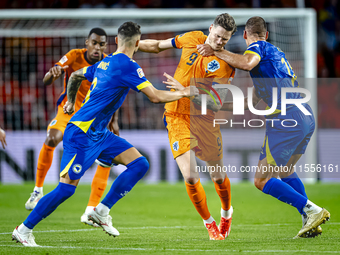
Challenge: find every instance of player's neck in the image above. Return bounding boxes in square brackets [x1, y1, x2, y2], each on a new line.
[247, 37, 265, 47]
[116, 47, 135, 59]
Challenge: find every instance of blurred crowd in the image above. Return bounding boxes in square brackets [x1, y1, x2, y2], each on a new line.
[0, 0, 339, 129]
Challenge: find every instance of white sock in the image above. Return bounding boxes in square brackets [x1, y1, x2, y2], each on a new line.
[203, 216, 214, 225]
[85, 206, 95, 215]
[18, 223, 32, 234]
[303, 200, 322, 215]
[221, 206, 233, 219]
[95, 203, 110, 216]
[34, 186, 43, 193]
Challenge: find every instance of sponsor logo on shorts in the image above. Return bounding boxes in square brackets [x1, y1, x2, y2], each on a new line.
[172, 141, 179, 151]
[73, 164, 82, 174]
[49, 120, 57, 126]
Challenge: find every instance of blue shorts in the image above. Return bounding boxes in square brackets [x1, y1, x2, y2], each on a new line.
[259, 104, 315, 166]
[60, 124, 133, 180]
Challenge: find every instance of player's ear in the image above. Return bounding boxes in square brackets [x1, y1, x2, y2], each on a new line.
[243, 30, 247, 40]
[115, 37, 118, 44]
[85, 39, 89, 46]
[135, 39, 140, 48]
[209, 24, 213, 33]
[265, 31, 269, 40]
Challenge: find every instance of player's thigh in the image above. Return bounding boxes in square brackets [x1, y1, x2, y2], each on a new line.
[175, 150, 199, 182]
[97, 132, 141, 166]
[163, 112, 192, 159]
[47, 106, 71, 135]
[60, 125, 101, 180]
[255, 157, 280, 180]
[191, 116, 223, 162]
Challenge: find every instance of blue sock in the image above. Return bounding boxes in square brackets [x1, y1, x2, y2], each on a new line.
[262, 178, 307, 214]
[23, 182, 76, 229]
[281, 172, 308, 199]
[101, 156, 149, 209]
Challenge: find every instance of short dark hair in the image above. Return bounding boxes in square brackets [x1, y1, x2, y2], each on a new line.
[118, 22, 141, 40]
[245, 16, 267, 37]
[213, 13, 237, 35]
[88, 27, 107, 40]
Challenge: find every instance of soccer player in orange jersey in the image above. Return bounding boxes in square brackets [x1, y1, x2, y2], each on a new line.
[25, 28, 115, 227]
[138, 13, 236, 240]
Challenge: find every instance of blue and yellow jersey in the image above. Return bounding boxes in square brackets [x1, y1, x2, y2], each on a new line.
[244, 41, 302, 114]
[69, 52, 151, 139]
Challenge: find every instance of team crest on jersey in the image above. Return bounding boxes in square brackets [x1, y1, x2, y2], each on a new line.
[172, 141, 179, 151]
[59, 56, 68, 65]
[207, 60, 220, 72]
[49, 120, 57, 126]
[73, 164, 82, 174]
[137, 68, 145, 78]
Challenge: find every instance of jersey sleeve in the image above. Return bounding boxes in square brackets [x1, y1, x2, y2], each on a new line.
[122, 61, 152, 92]
[244, 42, 264, 61]
[171, 31, 196, 49]
[55, 50, 76, 68]
[82, 61, 100, 83]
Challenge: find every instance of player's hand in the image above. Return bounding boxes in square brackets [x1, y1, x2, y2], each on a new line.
[163, 72, 185, 91]
[197, 44, 214, 57]
[63, 101, 75, 115]
[0, 128, 7, 149]
[49, 65, 69, 78]
[183, 86, 199, 97]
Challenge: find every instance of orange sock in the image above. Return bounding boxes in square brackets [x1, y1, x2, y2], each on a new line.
[35, 144, 55, 187]
[87, 165, 111, 207]
[185, 179, 211, 220]
[214, 176, 231, 211]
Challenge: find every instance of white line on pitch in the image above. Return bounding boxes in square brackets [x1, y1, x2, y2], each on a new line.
[1, 222, 339, 235]
[0, 245, 339, 253]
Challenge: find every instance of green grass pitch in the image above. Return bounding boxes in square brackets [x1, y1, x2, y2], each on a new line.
[0, 182, 339, 254]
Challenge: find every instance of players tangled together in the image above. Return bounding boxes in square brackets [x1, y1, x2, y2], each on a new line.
[11, 14, 330, 247]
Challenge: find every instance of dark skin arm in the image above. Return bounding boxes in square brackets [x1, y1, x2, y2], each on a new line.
[43, 65, 69, 85]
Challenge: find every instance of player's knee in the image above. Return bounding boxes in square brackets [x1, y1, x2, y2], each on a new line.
[254, 178, 265, 191]
[45, 134, 62, 147]
[56, 182, 76, 199]
[184, 177, 199, 185]
[132, 156, 149, 179]
[211, 177, 224, 184]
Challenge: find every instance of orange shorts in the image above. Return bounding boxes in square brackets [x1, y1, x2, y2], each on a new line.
[163, 111, 223, 161]
[47, 106, 73, 134]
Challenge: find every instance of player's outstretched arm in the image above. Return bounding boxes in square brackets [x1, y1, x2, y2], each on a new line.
[163, 72, 227, 112]
[138, 38, 174, 53]
[220, 86, 262, 111]
[141, 83, 196, 104]
[197, 44, 260, 71]
[0, 128, 7, 149]
[63, 68, 87, 115]
[43, 65, 69, 85]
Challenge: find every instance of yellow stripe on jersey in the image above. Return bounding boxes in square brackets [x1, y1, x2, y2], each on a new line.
[244, 50, 261, 61]
[60, 154, 77, 177]
[137, 81, 152, 91]
[83, 66, 88, 74]
[70, 118, 96, 133]
[265, 136, 277, 166]
[265, 106, 281, 116]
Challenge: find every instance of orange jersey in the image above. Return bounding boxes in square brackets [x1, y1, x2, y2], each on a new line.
[56, 48, 107, 113]
[165, 31, 235, 116]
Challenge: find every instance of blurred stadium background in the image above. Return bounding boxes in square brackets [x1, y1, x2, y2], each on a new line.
[0, 0, 339, 184]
